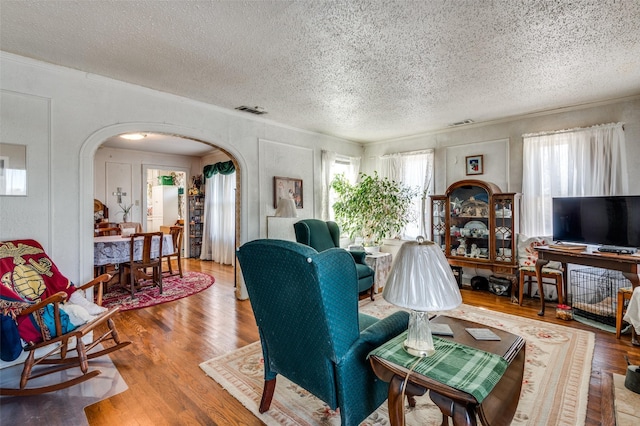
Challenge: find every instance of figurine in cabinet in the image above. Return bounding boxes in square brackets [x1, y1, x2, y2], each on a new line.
[460, 196, 489, 217]
[470, 243, 480, 258]
[457, 239, 467, 256]
[450, 197, 463, 216]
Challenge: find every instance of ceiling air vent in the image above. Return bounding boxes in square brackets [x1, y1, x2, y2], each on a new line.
[235, 105, 267, 115]
[449, 119, 474, 127]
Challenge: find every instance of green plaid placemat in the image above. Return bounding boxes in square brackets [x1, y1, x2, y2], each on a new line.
[369, 331, 508, 402]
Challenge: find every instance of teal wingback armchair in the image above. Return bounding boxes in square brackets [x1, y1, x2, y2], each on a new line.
[294, 219, 376, 300]
[236, 239, 409, 426]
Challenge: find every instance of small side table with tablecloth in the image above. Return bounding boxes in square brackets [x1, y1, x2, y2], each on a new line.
[369, 315, 525, 426]
[365, 252, 392, 294]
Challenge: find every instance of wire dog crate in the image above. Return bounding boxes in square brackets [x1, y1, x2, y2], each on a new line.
[569, 267, 630, 326]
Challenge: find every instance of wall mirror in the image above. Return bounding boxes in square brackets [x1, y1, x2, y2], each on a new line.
[0, 143, 27, 196]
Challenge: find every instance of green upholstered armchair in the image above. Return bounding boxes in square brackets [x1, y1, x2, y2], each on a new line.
[236, 239, 409, 426]
[294, 218, 375, 300]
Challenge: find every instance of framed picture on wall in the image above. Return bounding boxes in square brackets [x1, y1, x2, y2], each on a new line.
[465, 155, 484, 176]
[273, 176, 303, 209]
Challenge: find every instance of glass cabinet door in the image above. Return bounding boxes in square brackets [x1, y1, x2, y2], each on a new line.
[494, 195, 517, 263]
[449, 184, 490, 260]
[429, 180, 519, 278]
[430, 196, 447, 250]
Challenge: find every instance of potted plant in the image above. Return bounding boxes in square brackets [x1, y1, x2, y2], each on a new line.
[331, 172, 417, 251]
[119, 203, 133, 222]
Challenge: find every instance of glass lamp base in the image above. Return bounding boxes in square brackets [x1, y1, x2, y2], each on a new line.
[403, 340, 435, 357]
[404, 310, 436, 357]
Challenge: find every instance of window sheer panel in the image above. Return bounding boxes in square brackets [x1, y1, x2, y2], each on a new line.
[522, 122, 627, 237]
[380, 151, 434, 240]
[322, 151, 360, 222]
[321, 150, 336, 221]
[200, 172, 236, 265]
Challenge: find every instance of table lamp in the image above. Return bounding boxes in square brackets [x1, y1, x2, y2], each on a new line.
[274, 196, 297, 217]
[382, 236, 462, 357]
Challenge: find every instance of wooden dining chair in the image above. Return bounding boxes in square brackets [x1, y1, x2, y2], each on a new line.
[96, 226, 121, 237]
[94, 225, 122, 280]
[162, 226, 184, 277]
[120, 232, 163, 298]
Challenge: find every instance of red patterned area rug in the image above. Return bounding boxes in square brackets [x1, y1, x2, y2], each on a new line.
[102, 272, 215, 311]
[200, 299, 594, 425]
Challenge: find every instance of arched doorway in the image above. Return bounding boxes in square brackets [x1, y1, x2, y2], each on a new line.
[80, 124, 247, 299]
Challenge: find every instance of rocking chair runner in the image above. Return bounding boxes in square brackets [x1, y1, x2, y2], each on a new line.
[0, 239, 131, 396]
[0, 273, 131, 396]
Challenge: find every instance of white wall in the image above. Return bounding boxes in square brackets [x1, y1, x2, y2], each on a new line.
[0, 52, 362, 294]
[363, 97, 640, 195]
[0, 90, 51, 246]
[259, 139, 314, 236]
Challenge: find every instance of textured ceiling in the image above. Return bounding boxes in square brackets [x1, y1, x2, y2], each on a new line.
[2, 0, 640, 143]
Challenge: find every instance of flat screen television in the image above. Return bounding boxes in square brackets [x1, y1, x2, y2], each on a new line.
[552, 196, 640, 248]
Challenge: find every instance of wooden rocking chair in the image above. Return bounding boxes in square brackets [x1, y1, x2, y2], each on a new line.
[0, 239, 131, 396]
[0, 273, 131, 396]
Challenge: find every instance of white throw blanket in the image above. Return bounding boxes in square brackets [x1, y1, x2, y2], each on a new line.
[61, 289, 108, 327]
[623, 286, 640, 333]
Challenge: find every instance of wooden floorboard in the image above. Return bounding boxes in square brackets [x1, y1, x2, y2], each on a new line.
[74, 258, 636, 425]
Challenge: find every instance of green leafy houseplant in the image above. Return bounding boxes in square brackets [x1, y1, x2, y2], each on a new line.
[331, 172, 417, 247]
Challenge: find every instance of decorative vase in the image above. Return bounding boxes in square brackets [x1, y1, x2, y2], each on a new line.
[123, 213, 128, 222]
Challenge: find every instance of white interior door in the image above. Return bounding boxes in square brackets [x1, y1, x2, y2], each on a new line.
[105, 162, 133, 223]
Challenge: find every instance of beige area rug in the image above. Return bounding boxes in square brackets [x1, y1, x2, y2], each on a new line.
[200, 299, 595, 425]
[0, 346, 128, 425]
[613, 373, 640, 425]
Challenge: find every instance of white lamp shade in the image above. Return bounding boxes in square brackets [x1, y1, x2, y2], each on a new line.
[382, 240, 462, 311]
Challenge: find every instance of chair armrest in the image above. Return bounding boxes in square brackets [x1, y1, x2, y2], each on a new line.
[77, 273, 112, 291]
[338, 310, 409, 363]
[358, 311, 409, 348]
[348, 250, 368, 264]
[19, 291, 68, 316]
[19, 291, 69, 340]
[76, 273, 111, 306]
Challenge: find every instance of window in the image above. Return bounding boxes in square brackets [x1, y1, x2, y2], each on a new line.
[321, 151, 360, 221]
[378, 150, 435, 240]
[522, 122, 628, 236]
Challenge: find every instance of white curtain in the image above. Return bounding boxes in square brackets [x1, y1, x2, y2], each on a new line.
[321, 150, 360, 221]
[200, 171, 236, 265]
[378, 150, 435, 240]
[522, 122, 628, 236]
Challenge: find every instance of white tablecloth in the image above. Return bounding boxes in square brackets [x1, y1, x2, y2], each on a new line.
[94, 234, 173, 266]
[365, 252, 392, 294]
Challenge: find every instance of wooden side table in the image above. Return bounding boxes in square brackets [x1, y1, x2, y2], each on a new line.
[534, 246, 640, 316]
[370, 316, 525, 426]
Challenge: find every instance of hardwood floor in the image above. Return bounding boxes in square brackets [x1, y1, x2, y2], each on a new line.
[80, 259, 638, 424]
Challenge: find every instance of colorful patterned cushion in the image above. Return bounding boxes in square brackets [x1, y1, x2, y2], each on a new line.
[1, 239, 77, 345]
[516, 234, 562, 270]
[0, 239, 75, 302]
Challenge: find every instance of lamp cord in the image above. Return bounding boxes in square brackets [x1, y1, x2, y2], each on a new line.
[400, 356, 424, 425]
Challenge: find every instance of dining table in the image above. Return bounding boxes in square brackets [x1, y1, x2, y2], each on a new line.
[94, 234, 174, 267]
